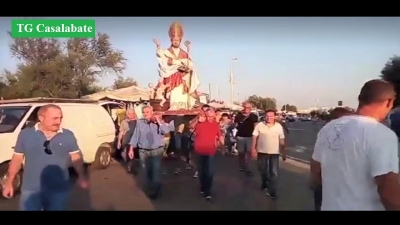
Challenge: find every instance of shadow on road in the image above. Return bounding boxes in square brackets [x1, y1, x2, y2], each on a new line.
[122, 154, 314, 211]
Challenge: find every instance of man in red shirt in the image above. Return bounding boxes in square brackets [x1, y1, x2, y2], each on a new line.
[194, 108, 224, 200]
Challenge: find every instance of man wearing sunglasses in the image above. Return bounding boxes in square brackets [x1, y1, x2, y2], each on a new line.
[2, 104, 88, 211]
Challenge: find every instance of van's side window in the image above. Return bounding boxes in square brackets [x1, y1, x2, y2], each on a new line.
[23, 107, 41, 129]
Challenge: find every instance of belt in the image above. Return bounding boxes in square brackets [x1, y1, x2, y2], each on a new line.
[139, 146, 164, 151]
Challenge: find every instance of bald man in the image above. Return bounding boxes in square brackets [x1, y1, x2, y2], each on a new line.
[311, 79, 400, 210]
[2, 104, 88, 210]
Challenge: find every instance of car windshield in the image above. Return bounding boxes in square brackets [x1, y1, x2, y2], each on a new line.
[0, 106, 31, 133]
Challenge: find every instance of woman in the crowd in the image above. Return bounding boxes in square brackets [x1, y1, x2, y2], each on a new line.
[311, 107, 352, 211]
[219, 113, 235, 155]
[215, 109, 222, 122]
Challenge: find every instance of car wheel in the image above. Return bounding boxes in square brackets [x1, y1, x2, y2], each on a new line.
[0, 163, 22, 199]
[92, 147, 112, 170]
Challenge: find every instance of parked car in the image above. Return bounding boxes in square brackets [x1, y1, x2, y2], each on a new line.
[299, 115, 312, 121]
[287, 115, 295, 122]
[0, 98, 118, 196]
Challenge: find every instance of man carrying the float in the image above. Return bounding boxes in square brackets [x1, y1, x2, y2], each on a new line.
[153, 21, 200, 110]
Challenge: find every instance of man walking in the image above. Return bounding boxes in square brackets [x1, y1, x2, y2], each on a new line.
[251, 109, 286, 199]
[311, 79, 400, 210]
[234, 101, 258, 176]
[194, 108, 224, 200]
[117, 108, 137, 173]
[2, 104, 89, 210]
[128, 106, 170, 199]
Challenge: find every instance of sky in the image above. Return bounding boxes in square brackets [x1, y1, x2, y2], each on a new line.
[0, 17, 399, 109]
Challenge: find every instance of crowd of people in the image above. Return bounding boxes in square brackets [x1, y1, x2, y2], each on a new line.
[4, 78, 400, 211]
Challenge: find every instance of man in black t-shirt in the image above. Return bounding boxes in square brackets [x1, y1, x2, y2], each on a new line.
[234, 102, 258, 176]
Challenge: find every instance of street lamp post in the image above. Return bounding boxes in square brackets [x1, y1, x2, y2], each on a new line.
[230, 58, 238, 104]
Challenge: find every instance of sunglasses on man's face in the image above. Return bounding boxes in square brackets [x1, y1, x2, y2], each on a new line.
[43, 140, 53, 155]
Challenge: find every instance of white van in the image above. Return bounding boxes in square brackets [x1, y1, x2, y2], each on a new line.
[0, 98, 118, 193]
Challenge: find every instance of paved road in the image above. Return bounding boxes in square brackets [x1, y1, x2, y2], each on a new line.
[0, 156, 313, 211]
[285, 121, 323, 162]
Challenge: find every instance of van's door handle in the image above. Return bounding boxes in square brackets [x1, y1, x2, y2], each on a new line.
[11, 146, 15, 149]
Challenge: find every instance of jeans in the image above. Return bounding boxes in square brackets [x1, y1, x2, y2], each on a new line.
[196, 154, 215, 196]
[224, 136, 234, 153]
[174, 132, 183, 151]
[314, 184, 322, 211]
[20, 190, 69, 211]
[236, 137, 252, 170]
[257, 153, 279, 195]
[138, 148, 163, 194]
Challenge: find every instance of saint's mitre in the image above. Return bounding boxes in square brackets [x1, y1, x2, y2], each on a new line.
[169, 21, 184, 40]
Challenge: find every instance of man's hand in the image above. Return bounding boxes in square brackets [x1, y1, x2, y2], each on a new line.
[117, 142, 122, 149]
[2, 181, 14, 199]
[76, 176, 89, 189]
[281, 154, 287, 161]
[128, 149, 135, 159]
[251, 148, 257, 159]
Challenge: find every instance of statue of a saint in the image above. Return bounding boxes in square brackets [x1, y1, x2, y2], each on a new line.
[153, 21, 200, 110]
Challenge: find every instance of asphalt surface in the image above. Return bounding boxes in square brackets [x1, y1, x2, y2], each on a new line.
[285, 120, 324, 163]
[0, 155, 314, 211]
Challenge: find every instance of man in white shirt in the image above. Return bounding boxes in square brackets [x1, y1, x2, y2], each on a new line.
[251, 109, 287, 199]
[311, 79, 400, 210]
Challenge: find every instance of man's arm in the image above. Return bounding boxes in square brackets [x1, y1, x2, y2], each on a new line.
[6, 131, 26, 185]
[117, 120, 128, 146]
[168, 120, 175, 131]
[158, 121, 171, 135]
[277, 124, 286, 156]
[251, 123, 260, 151]
[129, 123, 140, 150]
[368, 131, 400, 210]
[216, 124, 224, 146]
[310, 130, 324, 186]
[68, 133, 85, 178]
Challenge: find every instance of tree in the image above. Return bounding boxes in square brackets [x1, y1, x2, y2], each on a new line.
[380, 56, 400, 107]
[111, 75, 138, 90]
[233, 101, 242, 105]
[0, 32, 127, 99]
[281, 104, 297, 112]
[247, 95, 277, 111]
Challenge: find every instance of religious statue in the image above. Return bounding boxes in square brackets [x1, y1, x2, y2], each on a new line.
[148, 79, 171, 107]
[153, 21, 200, 110]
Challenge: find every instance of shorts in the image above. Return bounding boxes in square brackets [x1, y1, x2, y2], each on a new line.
[236, 137, 252, 153]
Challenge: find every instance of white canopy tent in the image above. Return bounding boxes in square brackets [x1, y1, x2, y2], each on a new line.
[81, 86, 151, 102]
[224, 103, 243, 111]
[208, 102, 225, 109]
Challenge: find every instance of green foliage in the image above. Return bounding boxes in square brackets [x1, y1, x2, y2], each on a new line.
[111, 75, 138, 90]
[281, 104, 297, 112]
[0, 32, 127, 99]
[380, 56, 400, 107]
[247, 95, 277, 111]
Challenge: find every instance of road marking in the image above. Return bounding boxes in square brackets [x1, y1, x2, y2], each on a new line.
[288, 128, 305, 131]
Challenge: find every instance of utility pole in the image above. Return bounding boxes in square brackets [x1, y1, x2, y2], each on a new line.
[229, 58, 238, 104]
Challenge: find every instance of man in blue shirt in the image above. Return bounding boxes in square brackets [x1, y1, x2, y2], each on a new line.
[2, 104, 89, 211]
[128, 106, 170, 199]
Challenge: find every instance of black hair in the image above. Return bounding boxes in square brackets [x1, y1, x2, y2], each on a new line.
[201, 104, 210, 110]
[358, 79, 395, 106]
[215, 109, 222, 112]
[265, 109, 277, 115]
[221, 113, 230, 119]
